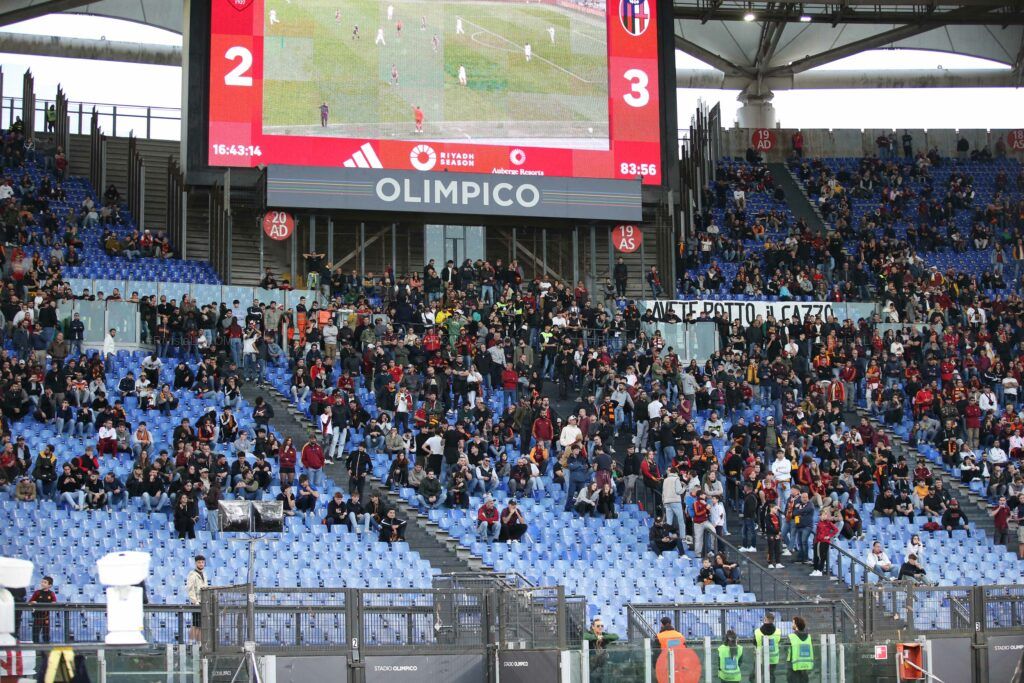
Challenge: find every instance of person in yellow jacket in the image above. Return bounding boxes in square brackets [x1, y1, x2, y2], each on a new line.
[717, 629, 743, 681]
[752, 612, 781, 681]
[787, 616, 815, 683]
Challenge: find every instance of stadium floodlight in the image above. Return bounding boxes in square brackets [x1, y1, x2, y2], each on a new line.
[743, 11, 756, 21]
[0, 557, 33, 646]
[96, 551, 151, 645]
[799, 14, 812, 22]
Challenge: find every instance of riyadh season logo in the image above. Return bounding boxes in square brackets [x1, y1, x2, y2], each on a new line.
[410, 144, 437, 171]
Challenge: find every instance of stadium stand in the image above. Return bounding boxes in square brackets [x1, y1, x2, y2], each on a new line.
[5, 110, 1024, 649]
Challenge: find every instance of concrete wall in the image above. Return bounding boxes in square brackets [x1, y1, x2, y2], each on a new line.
[718, 127, 1024, 160]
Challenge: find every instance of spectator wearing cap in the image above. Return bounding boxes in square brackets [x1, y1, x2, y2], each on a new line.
[476, 496, 500, 542]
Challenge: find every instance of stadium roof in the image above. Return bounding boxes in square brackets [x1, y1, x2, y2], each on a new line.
[673, 1, 1024, 77]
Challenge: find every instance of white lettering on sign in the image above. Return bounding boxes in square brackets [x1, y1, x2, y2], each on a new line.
[374, 178, 541, 208]
[640, 299, 839, 326]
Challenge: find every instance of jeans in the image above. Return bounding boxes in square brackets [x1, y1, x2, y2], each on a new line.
[328, 427, 348, 461]
[306, 467, 325, 491]
[107, 491, 129, 509]
[741, 518, 758, 549]
[693, 521, 716, 557]
[664, 502, 684, 530]
[468, 477, 497, 497]
[229, 338, 243, 366]
[793, 526, 812, 562]
[35, 480, 55, 499]
[564, 480, 586, 512]
[415, 494, 445, 511]
[477, 521, 499, 542]
[60, 490, 85, 509]
[142, 492, 168, 512]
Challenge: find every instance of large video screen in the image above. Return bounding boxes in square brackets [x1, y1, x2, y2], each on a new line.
[209, 0, 663, 184]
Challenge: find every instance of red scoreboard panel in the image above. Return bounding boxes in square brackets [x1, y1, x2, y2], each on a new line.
[208, 0, 663, 185]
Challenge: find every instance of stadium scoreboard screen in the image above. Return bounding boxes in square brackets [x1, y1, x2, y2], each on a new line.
[208, 0, 663, 186]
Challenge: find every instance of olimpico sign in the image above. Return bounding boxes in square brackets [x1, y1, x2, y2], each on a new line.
[267, 166, 642, 221]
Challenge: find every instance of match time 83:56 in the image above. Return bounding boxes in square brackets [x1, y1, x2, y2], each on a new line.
[620, 162, 657, 177]
[211, 144, 263, 157]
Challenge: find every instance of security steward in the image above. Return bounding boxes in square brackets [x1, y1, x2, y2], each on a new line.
[752, 612, 781, 681]
[717, 629, 743, 682]
[787, 616, 815, 683]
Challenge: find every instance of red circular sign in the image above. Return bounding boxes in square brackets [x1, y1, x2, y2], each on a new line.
[612, 224, 643, 253]
[262, 210, 294, 241]
[751, 128, 777, 151]
[1007, 129, 1024, 152]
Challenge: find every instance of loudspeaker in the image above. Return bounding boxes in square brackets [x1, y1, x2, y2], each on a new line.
[253, 501, 285, 533]
[219, 500, 252, 532]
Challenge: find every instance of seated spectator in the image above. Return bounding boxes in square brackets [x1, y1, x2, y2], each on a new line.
[378, 508, 407, 546]
[941, 499, 970, 537]
[476, 496, 500, 542]
[865, 541, 895, 578]
[324, 491, 347, 530]
[498, 499, 527, 543]
[414, 470, 444, 512]
[713, 552, 741, 586]
[650, 514, 683, 555]
[897, 553, 929, 583]
[295, 474, 319, 514]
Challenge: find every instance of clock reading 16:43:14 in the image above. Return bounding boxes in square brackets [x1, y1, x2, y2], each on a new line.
[211, 144, 263, 157]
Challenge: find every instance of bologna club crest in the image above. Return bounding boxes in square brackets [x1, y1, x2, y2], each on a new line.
[227, 0, 254, 11]
[620, 0, 650, 36]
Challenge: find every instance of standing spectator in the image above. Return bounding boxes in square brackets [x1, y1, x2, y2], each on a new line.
[990, 496, 1011, 545]
[791, 491, 815, 564]
[763, 502, 783, 569]
[301, 434, 325, 491]
[27, 575, 56, 643]
[740, 482, 759, 552]
[613, 258, 628, 298]
[186, 555, 207, 642]
[809, 510, 839, 578]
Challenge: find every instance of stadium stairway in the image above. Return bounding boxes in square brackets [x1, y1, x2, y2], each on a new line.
[853, 407, 1005, 548]
[247, 382, 482, 575]
[768, 161, 828, 236]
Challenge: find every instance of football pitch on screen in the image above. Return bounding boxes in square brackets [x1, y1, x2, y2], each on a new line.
[262, 0, 610, 146]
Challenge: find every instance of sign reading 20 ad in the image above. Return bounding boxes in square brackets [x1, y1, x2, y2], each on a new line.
[208, 0, 663, 185]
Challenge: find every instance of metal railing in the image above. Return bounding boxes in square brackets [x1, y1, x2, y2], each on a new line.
[711, 532, 810, 604]
[2, 95, 181, 140]
[860, 583, 1024, 637]
[12, 603, 195, 644]
[200, 582, 579, 656]
[626, 599, 856, 642]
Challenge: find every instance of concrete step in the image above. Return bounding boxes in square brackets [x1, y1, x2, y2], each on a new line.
[253, 382, 481, 575]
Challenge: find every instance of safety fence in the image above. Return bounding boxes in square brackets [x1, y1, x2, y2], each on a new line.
[11, 603, 194, 644]
[860, 583, 1024, 637]
[625, 599, 856, 643]
[0, 643, 197, 683]
[200, 582, 581, 657]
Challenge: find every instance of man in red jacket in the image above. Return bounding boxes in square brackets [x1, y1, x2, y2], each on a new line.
[301, 434, 326, 490]
[500, 362, 518, 411]
[531, 413, 554, 456]
[476, 496, 500, 542]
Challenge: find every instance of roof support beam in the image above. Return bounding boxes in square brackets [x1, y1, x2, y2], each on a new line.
[0, 0, 95, 28]
[768, 6, 1000, 75]
[675, 30, 751, 76]
[676, 67, 1020, 89]
[0, 32, 181, 65]
[672, 3, 1024, 25]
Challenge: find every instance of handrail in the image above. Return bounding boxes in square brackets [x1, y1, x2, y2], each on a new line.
[711, 531, 810, 603]
[830, 540, 927, 586]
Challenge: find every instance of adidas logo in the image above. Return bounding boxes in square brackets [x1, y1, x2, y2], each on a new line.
[342, 143, 383, 169]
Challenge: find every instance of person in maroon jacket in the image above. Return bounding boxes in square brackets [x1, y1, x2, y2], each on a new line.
[301, 434, 325, 490]
[278, 436, 297, 489]
[531, 412, 554, 459]
[476, 496, 500, 542]
[810, 510, 840, 577]
[500, 363, 518, 411]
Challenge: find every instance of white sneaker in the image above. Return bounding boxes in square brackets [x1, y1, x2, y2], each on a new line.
[782, 549, 792, 556]
[774, 564, 784, 569]
[738, 546, 751, 552]
[809, 570, 823, 577]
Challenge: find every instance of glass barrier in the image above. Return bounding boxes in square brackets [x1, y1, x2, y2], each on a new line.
[106, 301, 139, 344]
[76, 300, 107, 344]
[193, 284, 225, 306]
[569, 637, 850, 682]
[1, 645, 199, 683]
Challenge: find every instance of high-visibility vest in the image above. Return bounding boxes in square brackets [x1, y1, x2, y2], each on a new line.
[717, 644, 743, 681]
[657, 629, 685, 649]
[788, 633, 814, 671]
[754, 627, 781, 664]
